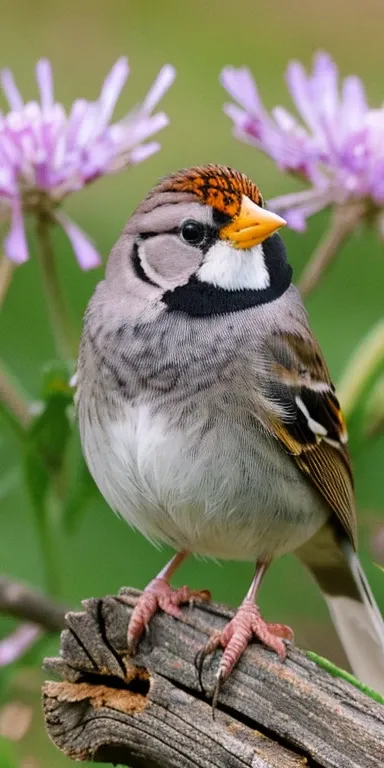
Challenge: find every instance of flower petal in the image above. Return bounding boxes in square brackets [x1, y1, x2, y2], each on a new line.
[130, 141, 160, 163]
[36, 59, 54, 112]
[341, 76, 368, 133]
[141, 65, 176, 115]
[0, 624, 42, 667]
[0, 68, 24, 110]
[222, 51, 383, 223]
[98, 57, 129, 128]
[0, 57, 175, 264]
[115, 111, 169, 150]
[283, 209, 308, 231]
[268, 185, 333, 229]
[286, 60, 321, 136]
[4, 199, 29, 263]
[56, 212, 101, 269]
[220, 66, 261, 114]
[311, 51, 339, 119]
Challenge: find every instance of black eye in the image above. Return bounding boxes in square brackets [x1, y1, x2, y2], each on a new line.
[180, 219, 205, 246]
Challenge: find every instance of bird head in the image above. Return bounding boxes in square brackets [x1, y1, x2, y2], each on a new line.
[106, 164, 291, 316]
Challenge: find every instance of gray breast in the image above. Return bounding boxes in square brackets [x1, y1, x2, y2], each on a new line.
[77, 293, 328, 561]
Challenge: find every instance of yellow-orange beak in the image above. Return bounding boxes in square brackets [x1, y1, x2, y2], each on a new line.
[220, 195, 286, 249]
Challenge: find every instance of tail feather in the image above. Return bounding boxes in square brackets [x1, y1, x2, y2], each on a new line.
[341, 539, 384, 650]
[296, 526, 384, 694]
[325, 542, 384, 693]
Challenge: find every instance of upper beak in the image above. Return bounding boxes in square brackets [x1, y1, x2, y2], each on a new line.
[220, 195, 286, 249]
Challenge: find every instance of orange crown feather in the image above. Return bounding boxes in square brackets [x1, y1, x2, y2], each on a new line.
[158, 164, 264, 218]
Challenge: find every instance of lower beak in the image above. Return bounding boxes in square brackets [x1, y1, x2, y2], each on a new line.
[220, 195, 286, 249]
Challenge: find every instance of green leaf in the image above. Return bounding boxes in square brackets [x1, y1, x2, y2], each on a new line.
[23, 440, 50, 525]
[341, 363, 384, 457]
[0, 468, 19, 505]
[338, 320, 384, 422]
[337, 320, 384, 453]
[21, 361, 98, 533]
[22, 361, 74, 523]
[20, 362, 75, 595]
[40, 360, 75, 403]
[0, 737, 18, 768]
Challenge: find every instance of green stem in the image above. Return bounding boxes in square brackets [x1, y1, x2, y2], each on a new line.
[36, 491, 62, 599]
[338, 320, 384, 419]
[306, 651, 384, 705]
[0, 256, 30, 435]
[33, 489, 61, 598]
[298, 204, 365, 298]
[0, 255, 14, 313]
[36, 215, 77, 361]
[0, 362, 31, 434]
[0, 367, 62, 597]
[0, 243, 65, 599]
[0, 367, 62, 598]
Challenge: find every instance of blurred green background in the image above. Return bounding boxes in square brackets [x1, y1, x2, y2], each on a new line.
[0, 0, 384, 765]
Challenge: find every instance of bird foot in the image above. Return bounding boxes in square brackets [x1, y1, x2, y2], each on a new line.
[128, 577, 211, 653]
[198, 600, 293, 689]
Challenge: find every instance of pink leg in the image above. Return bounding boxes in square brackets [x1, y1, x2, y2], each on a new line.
[199, 562, 293, 689]
[128, 551, 211, 653]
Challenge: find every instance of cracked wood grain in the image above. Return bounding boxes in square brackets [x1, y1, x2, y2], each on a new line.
[42, 587, 384, 768]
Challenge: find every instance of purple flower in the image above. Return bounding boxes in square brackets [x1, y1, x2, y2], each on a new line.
[220, 53, 384, 231]
[0, 623, 42, 666]
[0, 58, 176, 268]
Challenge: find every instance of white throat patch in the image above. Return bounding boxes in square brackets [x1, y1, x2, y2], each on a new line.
[197, 241, 270, 291]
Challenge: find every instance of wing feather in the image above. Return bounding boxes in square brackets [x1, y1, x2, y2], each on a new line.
[263, 332, 357, 548]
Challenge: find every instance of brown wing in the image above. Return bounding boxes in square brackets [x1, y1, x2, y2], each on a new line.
[263, 331, 357, 548]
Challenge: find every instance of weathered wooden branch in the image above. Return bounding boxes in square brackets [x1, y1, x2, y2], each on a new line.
[43, 587, 384, 768]
[0, 576, 67, 631]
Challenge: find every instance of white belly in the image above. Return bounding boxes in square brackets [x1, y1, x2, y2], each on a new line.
[81, 402, 327, 561]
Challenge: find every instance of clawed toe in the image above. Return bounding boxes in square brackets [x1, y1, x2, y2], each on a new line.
[196, 600, 293, 705]
[265, 621, 294, 641]
[128, 578, 210, 653]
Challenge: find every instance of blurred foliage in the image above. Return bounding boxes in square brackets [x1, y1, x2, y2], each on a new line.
[0, 0, 383, 766]
[24, 364, 72, 514]
[0, 737, 17, 768]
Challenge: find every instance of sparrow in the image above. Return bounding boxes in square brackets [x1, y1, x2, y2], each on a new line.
[76, 164, 384, 695]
